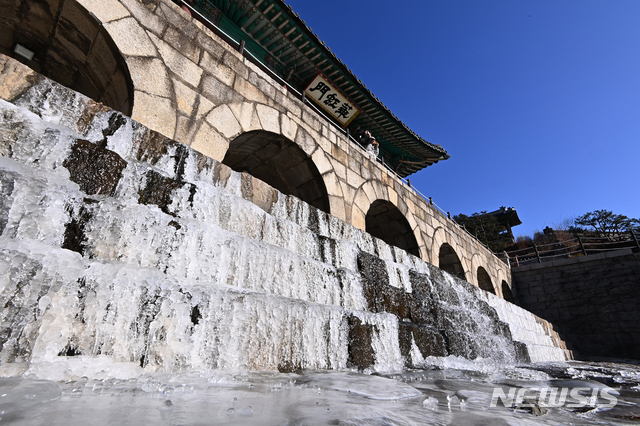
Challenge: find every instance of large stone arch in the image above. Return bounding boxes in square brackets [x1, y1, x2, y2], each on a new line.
[191, 100, 347, 220]
[469, 254, 497, 294]
[1, 0, 134, 115]
[501, 279, 517, 304]
[495, 268, 508, 296]
[431, 227, 469, 281]
[438, 243, 466, 280]
[365, 200, 420, 257]
[222, 129, 331, 214]
[351, 179, 426, 258]
[477, 267, 496, 294]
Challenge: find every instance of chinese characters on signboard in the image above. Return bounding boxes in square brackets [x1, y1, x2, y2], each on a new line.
[304, 74, 360, 126]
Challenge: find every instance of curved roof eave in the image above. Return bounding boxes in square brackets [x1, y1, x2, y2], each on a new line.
[189, 0, 449, 176]
[278, 2, 449, 159]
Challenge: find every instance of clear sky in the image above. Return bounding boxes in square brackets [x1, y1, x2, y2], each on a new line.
[286, 0, 640, 238]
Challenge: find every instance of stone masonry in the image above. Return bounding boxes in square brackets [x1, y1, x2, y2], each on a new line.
[0, 0, 513, 297]
[0, 64, 573, 366]
[512, 249, 640, 360]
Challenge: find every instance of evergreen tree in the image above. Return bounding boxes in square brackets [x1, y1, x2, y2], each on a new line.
[453, 211, 513, 252]
[572, 209, 639, 236]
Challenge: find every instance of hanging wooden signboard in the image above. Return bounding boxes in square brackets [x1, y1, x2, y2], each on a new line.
[304, 74, 360, 127]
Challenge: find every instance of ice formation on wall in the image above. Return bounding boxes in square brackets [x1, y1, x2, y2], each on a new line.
[0, 74, 570, 380]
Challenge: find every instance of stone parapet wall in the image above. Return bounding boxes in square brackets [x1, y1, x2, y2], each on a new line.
[512, 250, 640, 360]
[0, 0, 512, 297]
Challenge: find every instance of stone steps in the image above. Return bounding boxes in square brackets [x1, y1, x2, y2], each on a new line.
[0, 237, 403, 373]
[0, 77, 573, 373]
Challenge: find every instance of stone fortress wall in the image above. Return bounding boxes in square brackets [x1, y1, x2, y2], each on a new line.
[512, 249, 640, 360]
[1, 0, 513, 298]
[0, 55, 573, 367]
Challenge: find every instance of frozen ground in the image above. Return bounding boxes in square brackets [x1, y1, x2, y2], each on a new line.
[0, 360, 638, 425]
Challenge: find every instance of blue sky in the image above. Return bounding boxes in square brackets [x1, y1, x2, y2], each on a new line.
[286, 0, 640, 238]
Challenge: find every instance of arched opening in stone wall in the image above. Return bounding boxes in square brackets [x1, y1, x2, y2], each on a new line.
[501, 281, 516, 304]
[0, 0, 133, 115]
[438, 243, 466, 280]
[477, 267, 495, 294]
[365, 200, 420, 257]
[223, 130, 331, 214]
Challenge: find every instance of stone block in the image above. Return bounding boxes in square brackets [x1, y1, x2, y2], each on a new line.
[195, 30, 227, 61]
[320, 125, 329, 140]
[190, 122, 228, 162]
[329, 195, 346, 221]
[62, 138, 127, 196]
[174, 114, 198, 145]
[17, 0, 58, 39]
[359, 164, 372, 181]
[371, 180, 386, 201]
[121, 0, 167, 36]
[351, 206, 366, 231]
[105, 17, 157, 57]
[200, 51, 234, 86]
[328, 129, 337, 144]
[59, 0, 102, 57]
[279, 114, 298, 141]
[158, 1, 198, 38]
[211, 161, 233, 187]
[62, 203, 93, 255]
[0, 55, 42, 102]
[331, 144, 348, 166]
[255, 104, 280, 134]
[132, 127, 175, 167]
[248, 176, 277, 213]
[226, 102, 258, 133]
[363, 184, 377, 205]
[105, 67, 133, 110]
[371, 165, 382, 181]
[149, 33, 202, 88]
[272, 146, 304, 171]
[346, 168, 365, 189]
[248, 71, 276, 100]
[86, 30, 118, 77]
[200, 74, 244, 105]
[346, 315, 374, 371]
[307, 150, 330, 176]
[278, 92, 302, 118]
[333, 162, 346, 181]
[131, 90, 176, 139]
[77, 0, 129, 23]
[289, 126, 313, 155]
[301, 109, 321, 133]
[206, 104, 241, 139]
[233, 77, 268, 104]
[354, 190, 370, 215]
[126, 56, 171, 98]
[175, 79, 213, 119]
[313, 131, 332, 154]
[138, 169, 195, 217]
[441, 330, 477, 360]
[222, 51, 249, 80]
[163, 25, 201, 63]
